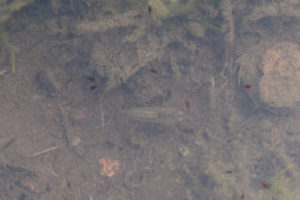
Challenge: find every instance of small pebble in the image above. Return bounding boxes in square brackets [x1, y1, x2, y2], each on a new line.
[71, 136, 81, 146]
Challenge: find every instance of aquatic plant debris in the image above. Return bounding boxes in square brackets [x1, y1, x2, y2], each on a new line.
[126, 107, 185, 124]
[263, 165, 296, 200]
[98, 158, 120, 177]
[178, 145, 189, 156]
[10, 45, 15, 73]
[0, 0, 34, 74]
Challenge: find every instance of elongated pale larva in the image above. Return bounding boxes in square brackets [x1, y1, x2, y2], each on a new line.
[126, 107, 185, 124]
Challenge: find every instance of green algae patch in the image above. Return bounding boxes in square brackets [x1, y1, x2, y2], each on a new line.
[148, 0, 195, 25]
[263, 165, 298, 200]
[0, 0, 34, 73]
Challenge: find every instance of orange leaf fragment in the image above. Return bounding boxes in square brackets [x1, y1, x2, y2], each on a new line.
[98, 158, 120, 177]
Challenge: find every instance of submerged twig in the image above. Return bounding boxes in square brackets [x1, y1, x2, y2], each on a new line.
[31, 146, 59, 157]
[10, 45, 15, 73]
[0, 69, 7, 76]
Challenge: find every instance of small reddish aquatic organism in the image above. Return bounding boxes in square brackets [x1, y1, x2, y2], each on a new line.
[240, 191, 244, 200]
[90, 85, 97, 90]
[66, 179, 71, 189]
[87, 76, 95, 81]
[262, 181, 270, 189]
[150, 69, 158, 73]
[184, 100, 190, 109]
[243, 84, 251, 89]
[64, 79, 72, 85]
[225, 170, 233, 174]
[148, 5, 152, 14]
[134, 14, 142, 18]
[63, 101, 72, 107]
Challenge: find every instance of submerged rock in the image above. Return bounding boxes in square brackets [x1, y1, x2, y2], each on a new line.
[258, 42, 300, 109]
[238, 42, 300, 114]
